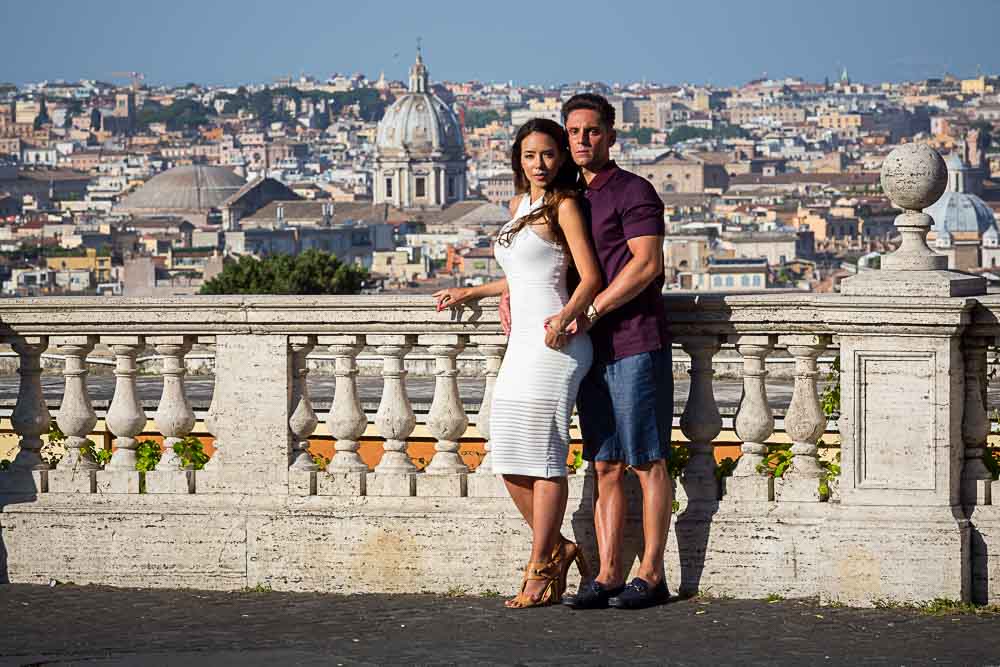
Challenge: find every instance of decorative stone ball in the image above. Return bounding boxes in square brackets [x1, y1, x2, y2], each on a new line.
[880, 143, 948, 211]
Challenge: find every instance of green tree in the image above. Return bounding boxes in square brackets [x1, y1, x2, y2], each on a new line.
[136, 98, 213, 131]
[465, 108, 504, 129]
[199, 249, 369, 295]
[622, 127, 655, 144]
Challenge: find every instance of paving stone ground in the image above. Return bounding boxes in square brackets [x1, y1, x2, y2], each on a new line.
[0, 584, 998, 666]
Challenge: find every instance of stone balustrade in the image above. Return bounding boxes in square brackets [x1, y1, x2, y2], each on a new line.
[2, 144, 1000, 606]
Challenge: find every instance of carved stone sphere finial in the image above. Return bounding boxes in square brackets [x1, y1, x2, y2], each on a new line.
[880, 143, 948, 212]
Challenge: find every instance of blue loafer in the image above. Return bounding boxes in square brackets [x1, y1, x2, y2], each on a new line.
[562, 579, 626, 609]
[607, 577, 670, 609]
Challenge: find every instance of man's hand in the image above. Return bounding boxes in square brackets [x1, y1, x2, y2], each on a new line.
[562, 314, 592, 336]
[499, 291, 512, 335]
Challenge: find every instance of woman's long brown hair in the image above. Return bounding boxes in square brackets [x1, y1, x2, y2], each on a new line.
[496, 118, 582, 248]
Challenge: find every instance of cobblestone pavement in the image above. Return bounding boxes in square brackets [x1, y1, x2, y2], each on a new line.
[1, 584, 998, 666]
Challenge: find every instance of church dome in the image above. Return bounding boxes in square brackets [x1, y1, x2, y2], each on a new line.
[118, 165, 246, 213]
[925, 152, 996, 236]
[376, 51, 464, 159]
[926, 191, 997, 235]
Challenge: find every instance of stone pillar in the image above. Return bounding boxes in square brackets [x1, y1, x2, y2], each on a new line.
[146, 336, 196, 494]
[288, 336, 319, 471]
[197, 334, 294, 495]
[150, 336, 195, 470]
[48, 336, 98, 493]
[832, 143, 982, 603]
[321, 335, 369, 473]
[421, 334, 469, 475]
[962, 335, 992, 506]
[369, 334, 417, 496]
[102, 337, 147, 470]
[726, 334, 775, 502]
[9, 336, 50, 471]
[775, 334, 829, 502]
[678, 336, 722, 502]
[471, 336, 505, 474]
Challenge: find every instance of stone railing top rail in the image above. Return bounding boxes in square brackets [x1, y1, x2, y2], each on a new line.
[0, 293, 978, 337]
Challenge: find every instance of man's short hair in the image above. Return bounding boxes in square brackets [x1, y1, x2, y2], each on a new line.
[561, 93, 616, 129]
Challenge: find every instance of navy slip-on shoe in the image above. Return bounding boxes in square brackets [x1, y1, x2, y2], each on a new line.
[562, 580, 626, 609]
[607, 577, 670, 609]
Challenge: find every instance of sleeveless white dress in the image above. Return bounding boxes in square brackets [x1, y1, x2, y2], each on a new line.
[490, 195, 593, 478]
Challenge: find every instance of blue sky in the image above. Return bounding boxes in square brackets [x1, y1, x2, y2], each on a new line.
[4, 0, 999, 87]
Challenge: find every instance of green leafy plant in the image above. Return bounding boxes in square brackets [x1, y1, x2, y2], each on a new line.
[569, 448, 584, 472]
[820, 355, 841, 419]
[173, 436, 210, 470]
[311, 452, 329, 471]
[756, 445, 794, 478]
[983, 447, 1000, 480]
[79, 440, 111, 466]
[667, 445, 690, 479]
[135, 440, 162, 472]
[715, 456, 738, 482]
[819, 451, 842, 500]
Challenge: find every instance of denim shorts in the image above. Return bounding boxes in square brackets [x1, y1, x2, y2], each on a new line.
[577, 347, 673, 467]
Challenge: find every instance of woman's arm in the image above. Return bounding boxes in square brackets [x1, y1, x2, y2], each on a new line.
[547, 197, 602, 334]
[433, 278, 508, 310]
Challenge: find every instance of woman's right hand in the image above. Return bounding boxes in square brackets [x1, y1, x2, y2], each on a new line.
[433, 287, 473, 311]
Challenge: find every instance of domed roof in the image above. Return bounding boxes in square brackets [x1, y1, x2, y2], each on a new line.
[118, 165, 246, 212]
[375, 51, 464, 159]
[925, 190, 997, 235]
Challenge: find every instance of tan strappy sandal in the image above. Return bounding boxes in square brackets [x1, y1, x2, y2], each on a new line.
[506, 560, 563, 609]
[551, 538, 593, 593]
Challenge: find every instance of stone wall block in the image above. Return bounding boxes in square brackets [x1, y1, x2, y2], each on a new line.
[366, 472, 416, 497]
[145, 470, 194, 494]
[318, 472, 366, 496]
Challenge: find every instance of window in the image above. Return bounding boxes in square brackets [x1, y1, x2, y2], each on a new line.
[448, 177, 455, 199]
[741, 275, 749, 286]
[725, 276, 734, 287]
[385, 178, 393, 198]
[415, 177, 426, 198]
[713, 276, 722, 287]
[753, 275, 762, 286]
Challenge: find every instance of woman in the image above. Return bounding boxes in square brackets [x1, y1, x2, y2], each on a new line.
[434, 118, 602, 608]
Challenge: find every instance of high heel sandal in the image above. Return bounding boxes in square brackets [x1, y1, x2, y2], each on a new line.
[506, 560, 563, 609]
[551, 539, 593, 593]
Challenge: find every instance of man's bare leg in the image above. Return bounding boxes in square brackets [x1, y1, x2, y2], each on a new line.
[631, 459, 672, 586]
[593, 460, 627, 587]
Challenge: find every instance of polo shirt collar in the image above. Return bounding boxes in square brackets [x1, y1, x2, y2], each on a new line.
[587, 161, 619, 191]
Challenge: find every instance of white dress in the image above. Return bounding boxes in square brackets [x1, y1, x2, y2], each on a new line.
[489, 195, 593, 478]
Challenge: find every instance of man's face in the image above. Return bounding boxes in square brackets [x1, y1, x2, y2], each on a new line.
[565, 108, 615, 170]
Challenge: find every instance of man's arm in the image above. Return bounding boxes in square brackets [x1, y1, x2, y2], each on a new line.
[590, 235, 663, 319]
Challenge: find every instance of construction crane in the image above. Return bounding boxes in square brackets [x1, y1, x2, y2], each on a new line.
[110, 71, 145, 91]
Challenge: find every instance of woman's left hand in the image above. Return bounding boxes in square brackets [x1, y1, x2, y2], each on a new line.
[543, 314, 569, 350]
[433, 287, 472, 311]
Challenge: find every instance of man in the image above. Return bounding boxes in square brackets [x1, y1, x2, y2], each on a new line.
[502, 93, 673, 609]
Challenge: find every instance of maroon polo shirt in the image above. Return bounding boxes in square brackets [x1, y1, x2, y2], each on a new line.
[585, 161, 668, 363]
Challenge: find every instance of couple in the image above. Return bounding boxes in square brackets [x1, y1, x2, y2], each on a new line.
[435, 93, 673, 610]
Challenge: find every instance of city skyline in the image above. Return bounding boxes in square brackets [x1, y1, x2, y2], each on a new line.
[4, 0, 1000, 88]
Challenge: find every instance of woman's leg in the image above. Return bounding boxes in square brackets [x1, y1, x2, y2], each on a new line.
[518, 476, 568, 601]
[503, 474, 534, 527]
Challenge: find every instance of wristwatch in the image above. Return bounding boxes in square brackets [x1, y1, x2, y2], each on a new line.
[585, 303, 600, 324]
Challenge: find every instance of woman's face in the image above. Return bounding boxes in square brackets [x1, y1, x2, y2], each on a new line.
[520, 131, 564, 189]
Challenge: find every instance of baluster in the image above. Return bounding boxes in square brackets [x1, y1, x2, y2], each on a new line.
[9, 336, 50, 471]
[678, 336, 722, 502]
[103, 336, 148, 470]
[199, 336, 222, 470]
[288, 336, 319, 471]
[370, 334, 417, 475]
[777, 334, 830, 502]
[150, 336, 195, 470]
[727, 334, 775, 501]
[471, 336, 506, 474]
[962, 335, 992, 505]
[323, 335, 369, 473]
[422, 334, 469, 474]
[53, 336, 99, 473]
